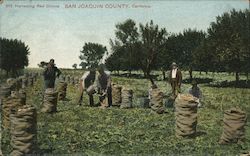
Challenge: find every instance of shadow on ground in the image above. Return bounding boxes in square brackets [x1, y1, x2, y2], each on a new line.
[182, 78, 214, 84]
[112, 73, 159, 80]
[206, 80, 250, 88]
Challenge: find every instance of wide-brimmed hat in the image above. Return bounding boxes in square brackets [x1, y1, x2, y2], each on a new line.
[171, 62, 177, 67]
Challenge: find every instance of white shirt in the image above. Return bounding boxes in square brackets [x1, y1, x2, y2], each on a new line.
[80, 71, 96, 89]
[171, 68, 177, 78]
[81, 71, 90, 81]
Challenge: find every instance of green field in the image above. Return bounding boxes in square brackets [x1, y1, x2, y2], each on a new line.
[1, 70, 250, 155]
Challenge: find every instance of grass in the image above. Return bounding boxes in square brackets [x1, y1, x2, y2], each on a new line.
[1, 70, 250, 155]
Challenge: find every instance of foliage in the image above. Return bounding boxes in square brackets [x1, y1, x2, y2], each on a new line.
[137, 20, 168, 84]
[107, 19, 139, 74]
[0, 38, 30, 76]
[195, 9, 250, 82]
[107, 20, 168, 84]
[72, 63, 77, 69]
[79, 42, 107, 69]
[163, 29, 206, 79]
[106, 9, 249, 84]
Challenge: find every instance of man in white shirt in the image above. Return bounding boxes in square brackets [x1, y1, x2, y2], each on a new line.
[78, 68, 96, 106]
[169, 62, 182, 97]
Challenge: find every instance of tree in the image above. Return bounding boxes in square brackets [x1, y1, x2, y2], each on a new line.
[137, 20, 168, 84]
[0, 38, 30, 77]
[205, 9, 250, 82]
[163, 30, 206, 80]
[192, 38, 217, 73]
[181, 29, 206, 79]
[105, 42, 127, 74]
[107, 19, 168, 84]
[79, 62, 87, 69]
[79, 42, 107, 69]
[72, 63, 77, 69]
[110, 19, 139, 76]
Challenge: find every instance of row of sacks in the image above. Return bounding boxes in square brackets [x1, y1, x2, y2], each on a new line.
[112, 84, 133, 109]
[114, 84, 247, 144]
[174, 94, 247, 145]
[59, 75, 81, 86]
[112, 84, 164, 112]
[41, 80, 247, 145]
[0, 85, 37, 156]
[1, 72, 39, 129]
[5, 72, 39, 90]
[0, 73, 38, 129]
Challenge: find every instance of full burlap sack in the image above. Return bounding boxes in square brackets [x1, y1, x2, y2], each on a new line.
[41, 88, 58, 113]
[219, 108, 247, 144]
[150, 88, 164, 113]
[120, 88, 133, 109]
[57, 81, 67, 101]
[1, 84, 11, 129]
[21, 76, 28, 89]
[99, 94, 109, 109]
[112, 84, 122, 106]
[10, 105, 37, 156]
[7, 78, 17, 91]
[2, 90, 26, 129]
[175, 94, 198, 138]
[28, 76, 34, 87]
[66, 75, 71, 84]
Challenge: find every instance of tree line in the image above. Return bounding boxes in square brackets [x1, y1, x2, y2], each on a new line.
[0, 38, 30, 77]
[102, 9, 249, 84]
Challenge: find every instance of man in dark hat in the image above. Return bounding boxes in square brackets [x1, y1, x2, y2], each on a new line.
[169, 62, 182, 97]
[43, 59, 61, 89]
[96, 64, 112, 108]
[78, 67, 96, 106]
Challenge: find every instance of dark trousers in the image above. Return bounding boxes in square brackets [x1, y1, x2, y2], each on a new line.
[78, 91, 94, 106]
[170, 79, 180, 97]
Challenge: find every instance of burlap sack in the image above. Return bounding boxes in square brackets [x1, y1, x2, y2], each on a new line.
[21, 76, 28, 89]
[2, 97, 13, 129]
[99, 94, 108, 109]
[28, 77, 34, 86]
[120, 88, 133, 109]
[2, 91, 26, 129]
[16, 78, 22, 90]
[112, 84, 122, 106]
[150, 88, 164, 112]
[18, 89, 26, 104]
[66, 75, 71, 84]
[70, 77, 75, 85]
[175, 94, 198, 138]
[219, 108, 247, 144]
[7, 78, 17, 91]
[41, 88, 58, 113]
[0, 84, 11, 98]
[57, 81, 67, 101]
[10, 105, 37, 156]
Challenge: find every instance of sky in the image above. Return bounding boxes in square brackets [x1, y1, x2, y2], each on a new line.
[0, 0, 249, 68]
